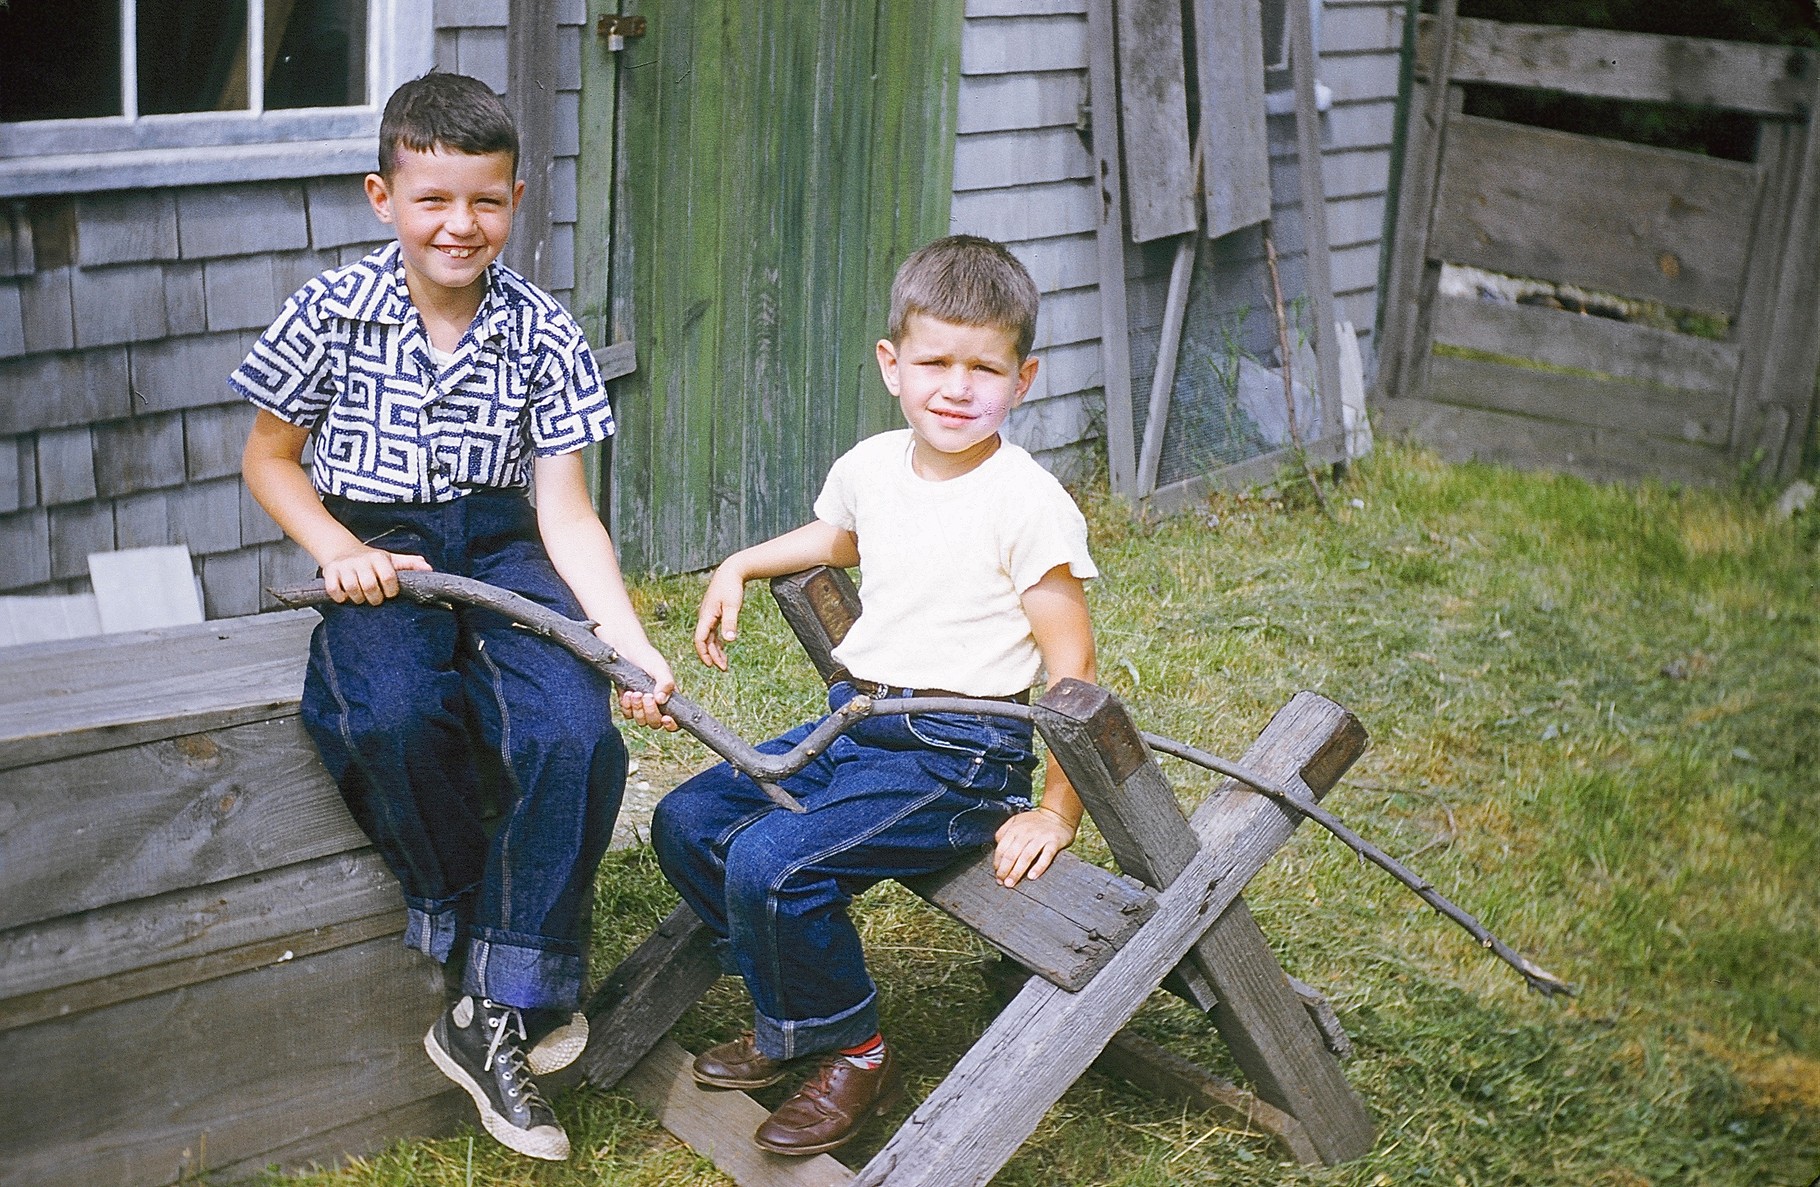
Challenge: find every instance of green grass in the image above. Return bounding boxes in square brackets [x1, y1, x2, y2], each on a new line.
[255, 442, 1820, 1187]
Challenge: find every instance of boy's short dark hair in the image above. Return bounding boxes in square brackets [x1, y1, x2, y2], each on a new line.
[888, 235, 1040, 359]
[377, 71, 519, 180]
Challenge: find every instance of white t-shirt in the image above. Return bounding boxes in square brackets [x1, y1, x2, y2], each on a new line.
[812, 430, 1097, 697]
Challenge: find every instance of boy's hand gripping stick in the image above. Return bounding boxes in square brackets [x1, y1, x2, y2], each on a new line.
[273, 571, 831, 813]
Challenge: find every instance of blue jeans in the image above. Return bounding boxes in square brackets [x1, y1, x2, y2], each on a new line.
[651, 682, 1036, 1061]
[300, 489, 626, 1012]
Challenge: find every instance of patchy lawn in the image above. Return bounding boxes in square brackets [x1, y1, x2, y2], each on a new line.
[258, 442, 1820, 1187]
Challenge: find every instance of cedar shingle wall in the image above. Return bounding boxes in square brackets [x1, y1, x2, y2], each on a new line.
[0, 0, 588, 612]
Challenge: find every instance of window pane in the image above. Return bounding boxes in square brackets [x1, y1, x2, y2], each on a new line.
[0, 0, 122, 122]
[138, 0, 251, 115]
[266, 0, 368, 110]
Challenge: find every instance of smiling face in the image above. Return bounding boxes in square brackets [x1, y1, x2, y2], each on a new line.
[877, 313, 1040, 481]
[365, 144, 523, 320]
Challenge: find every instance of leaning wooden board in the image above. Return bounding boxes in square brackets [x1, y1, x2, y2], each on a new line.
[0, 611, 466, 1187]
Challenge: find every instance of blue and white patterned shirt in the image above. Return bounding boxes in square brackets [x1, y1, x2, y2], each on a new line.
[229, 242, 613, 502]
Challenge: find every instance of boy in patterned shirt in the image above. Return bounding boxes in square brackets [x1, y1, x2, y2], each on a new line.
[232, 71, 675, 1162]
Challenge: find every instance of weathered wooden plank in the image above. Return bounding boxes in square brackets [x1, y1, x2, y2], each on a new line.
[1009, 388, 1099, 454]
[1429, 293, 1738, 394]
[1319, 3, 1404, 58]
[0, 714, 365, 931]
[1418, 16, 1819, 118]
[1038, 684, 1374, 1164]
[852, 693, 1372, 1186]
[504, 0, 557, 289]
[1194, 0, 1272, 237]
[979, 958, 1321, 1163]
[1425, 352, 1732, 446]
[1285, 0, 1349, 444]
[1430, 115, 1759, 317]
[0, 934, 454, 1187]
[1379, 395, 1735, 488]
[905, 849, 1155, 992]
[0, 848, 402, 1028]
[1114, 0, 1197, 242]
[961, 12, 1088, 76]
[575, 904, 727, 1092]
[950, 178, 1099, 241]
[769, 566, 859, 680]
[1725, 70, 1820, 479]
[953, 126, 1093, 192]
[956, 71, 1086, 135]
[1086, 0, 1137, 495]
[1372, 0, 1457, 403]
[618, 1037, 855, 1187]
[0, 608, 316, 767]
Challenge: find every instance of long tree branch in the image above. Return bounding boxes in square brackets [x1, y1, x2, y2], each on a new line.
[274, 571, 1572, 995]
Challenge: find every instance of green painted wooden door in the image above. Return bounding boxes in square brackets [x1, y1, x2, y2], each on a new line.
[577, 0, 962, 574]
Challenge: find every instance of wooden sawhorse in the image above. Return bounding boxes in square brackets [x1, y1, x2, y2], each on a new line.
[554, 568, 1375, 1185]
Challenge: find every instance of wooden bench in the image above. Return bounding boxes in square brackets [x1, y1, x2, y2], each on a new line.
[0, 613, 469, 1187]
[558, 567, 1376, 1184]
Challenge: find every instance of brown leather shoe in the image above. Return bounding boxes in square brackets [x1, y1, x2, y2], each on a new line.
[692, 1032, 792, 1090]
[753, 1048, 905, 1156]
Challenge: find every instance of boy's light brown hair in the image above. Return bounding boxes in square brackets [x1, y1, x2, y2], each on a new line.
[377, 71, 519, 180]
[887, 235, 1040, 359]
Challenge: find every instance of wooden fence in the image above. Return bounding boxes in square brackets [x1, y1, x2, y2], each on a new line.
[1376, 11, 1820, 486]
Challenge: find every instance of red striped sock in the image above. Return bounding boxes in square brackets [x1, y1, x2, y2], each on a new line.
[840, 1034, 887, 1069]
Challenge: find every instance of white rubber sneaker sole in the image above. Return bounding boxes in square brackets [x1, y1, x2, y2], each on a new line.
[527, 1011, 589, 1076]
[424, 1022, 572, 1161]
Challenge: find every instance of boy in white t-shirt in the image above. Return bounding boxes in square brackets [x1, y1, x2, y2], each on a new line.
[646, 235, 1098, 1157]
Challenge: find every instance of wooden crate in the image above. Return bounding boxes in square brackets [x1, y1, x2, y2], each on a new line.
[0, 611, 465, 1187]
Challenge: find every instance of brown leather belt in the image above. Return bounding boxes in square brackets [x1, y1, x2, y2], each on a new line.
[829, 670, 1031, 705]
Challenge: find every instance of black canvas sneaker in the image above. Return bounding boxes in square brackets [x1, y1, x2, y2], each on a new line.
[524, 1008, 589, 1076]
[425, 995, 571, 1160]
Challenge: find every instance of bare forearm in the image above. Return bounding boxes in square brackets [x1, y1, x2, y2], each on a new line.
[718, 520, 859, 584]
[241, 414, 364, 566]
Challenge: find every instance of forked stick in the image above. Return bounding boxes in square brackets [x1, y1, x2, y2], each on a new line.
[275, 572, 1573, 994]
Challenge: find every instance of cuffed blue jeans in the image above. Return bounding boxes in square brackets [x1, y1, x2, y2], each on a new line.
[651, 682, 1036, 1061]
[300, 489, 626, 1012]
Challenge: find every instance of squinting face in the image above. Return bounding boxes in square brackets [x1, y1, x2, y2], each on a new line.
[365, 145, 523, 308]
[877, 314, 1039, 479]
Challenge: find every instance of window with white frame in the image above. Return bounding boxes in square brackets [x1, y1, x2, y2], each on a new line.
[0, 0, 431, 195]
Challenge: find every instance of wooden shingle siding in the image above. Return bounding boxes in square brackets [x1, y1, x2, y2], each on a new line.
[0, 204, 32, 278]
[0, 349, 131, 435]
[0, 509, 50, 586]
[70, 264, 171, 348]
[17, 268, 74, 353]
[35, 427, 96, 506]
[1317, 0, 1406, 364]
[175, 184, 312, 259]
[953, 1, 1102, 481]
[73, 192, 181, 267]
[307, 176, 385, 248]
[48, 502, 112, 581]
[0, 439, 21, 515]
[0, 285, 22, 357]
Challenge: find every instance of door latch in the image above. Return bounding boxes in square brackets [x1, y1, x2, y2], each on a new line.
[596, 14, 646, 51]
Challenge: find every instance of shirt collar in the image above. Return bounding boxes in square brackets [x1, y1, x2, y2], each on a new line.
[320, 241, 514, 342]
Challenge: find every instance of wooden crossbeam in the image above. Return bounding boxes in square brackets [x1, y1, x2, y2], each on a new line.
[850, 692, 1366, 1186]
[1033, 682, 1374, 1164]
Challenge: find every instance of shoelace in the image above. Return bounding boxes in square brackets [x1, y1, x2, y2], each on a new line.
[480, 1000, 553, 1110]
